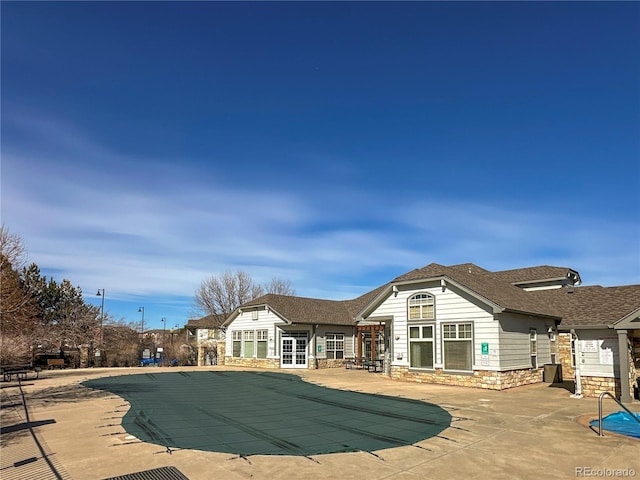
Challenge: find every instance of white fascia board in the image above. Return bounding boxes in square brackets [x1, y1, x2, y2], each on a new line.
[613, 307, 640, 329]
[356, 285, 395, 320]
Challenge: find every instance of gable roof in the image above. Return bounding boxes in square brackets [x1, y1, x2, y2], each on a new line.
[531, 285, 640, 329]
[390, 263, 562, 318]
[226, 283, 391, 327]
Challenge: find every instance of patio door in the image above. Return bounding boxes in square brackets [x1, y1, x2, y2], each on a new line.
[281, 332, 308, 368]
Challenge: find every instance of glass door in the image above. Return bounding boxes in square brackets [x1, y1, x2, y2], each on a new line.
[280, 333, 308, 368]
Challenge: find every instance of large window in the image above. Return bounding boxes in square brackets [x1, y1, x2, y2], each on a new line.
[326, 333, 344, 359]
[409, 325, 434, 369]
[243, 330, 254, 358]
[442, 323, 473, 371]
[232, 331, 241, 357]
[408, 293, 435, 320]
[257, 330, 268, 358]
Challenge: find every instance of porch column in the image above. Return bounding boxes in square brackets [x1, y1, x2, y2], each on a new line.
[617, 329, 631, 403]
[356, 328, 362, 361]
[371, 325, 376, 361]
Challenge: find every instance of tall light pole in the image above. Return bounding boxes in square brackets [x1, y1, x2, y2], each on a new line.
[138, 307, 145, 336]
[161, 317, 166, 344]
[96, 289, 105, 345]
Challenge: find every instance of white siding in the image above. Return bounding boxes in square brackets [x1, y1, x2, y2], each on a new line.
[575, 329, 618, 378]
[366, 281, 498, 370]
[226, 308, 282, 358]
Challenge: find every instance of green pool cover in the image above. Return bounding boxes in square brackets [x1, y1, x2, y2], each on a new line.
[82, 371, 451, 456]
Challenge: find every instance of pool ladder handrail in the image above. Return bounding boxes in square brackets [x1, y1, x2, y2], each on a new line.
[597, 391, 640, 437]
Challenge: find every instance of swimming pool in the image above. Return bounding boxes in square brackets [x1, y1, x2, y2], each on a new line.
[590, 411, 640, 439]
[82, 371, 453, 456]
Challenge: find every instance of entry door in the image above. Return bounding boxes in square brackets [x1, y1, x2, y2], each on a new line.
[281, 333, 308, 368]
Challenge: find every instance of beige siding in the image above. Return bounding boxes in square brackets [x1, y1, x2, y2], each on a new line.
[574, 329, 618, 378]
[314, 325, 355, 359]
[498, 314, 553, 369]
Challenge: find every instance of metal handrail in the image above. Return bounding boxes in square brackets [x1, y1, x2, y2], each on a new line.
[597, 391, 640, 437]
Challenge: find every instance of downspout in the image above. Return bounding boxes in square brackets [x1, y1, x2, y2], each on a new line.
[571, 329, 583, 398]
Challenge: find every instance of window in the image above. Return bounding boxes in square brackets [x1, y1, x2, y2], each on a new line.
[257, 330, 268, 358]
[409, 325, 434, 369]
[442, 323, 473, 371]
[244, 330, 254, 358]
[326, 333, 345, 359]
[549, 331, 557, 364]
[408, 293, 435, 320]
[530, 329, 537, 368]
[232, 331, 241, 357]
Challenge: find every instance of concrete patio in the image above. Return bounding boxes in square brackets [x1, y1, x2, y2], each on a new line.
[1, 366, 638, 480]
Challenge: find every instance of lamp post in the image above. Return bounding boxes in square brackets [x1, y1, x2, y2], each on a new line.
[138, 307, 145, 336]
[96, 289, 105, 345]
[161, 317, 166, 344]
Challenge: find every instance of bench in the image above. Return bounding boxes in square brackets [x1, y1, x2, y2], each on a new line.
[47, 358, 66, 369]
[1, 364, 41, 382]
[365, 359, 384, 373]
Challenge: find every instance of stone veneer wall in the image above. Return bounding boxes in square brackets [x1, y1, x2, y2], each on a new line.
[224, 357, 280, 369]
[558, 333, 575, 381]
[390, 367, 543, 390]
[316, 359, 347, 369]
[580, 376, 620, 398]
[217, 343, 225, 365]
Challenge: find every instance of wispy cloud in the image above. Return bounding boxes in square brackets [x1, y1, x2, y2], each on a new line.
[3, 110, 638, 325]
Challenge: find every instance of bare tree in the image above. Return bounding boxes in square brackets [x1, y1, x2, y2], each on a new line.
[0, 223, 27, 271]
[265, 277, 296, 296]
[0, 227, 39, 362]
[194, 271, 295, 317]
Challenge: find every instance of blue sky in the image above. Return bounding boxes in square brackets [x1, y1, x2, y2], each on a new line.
[2, 2, 639, 332]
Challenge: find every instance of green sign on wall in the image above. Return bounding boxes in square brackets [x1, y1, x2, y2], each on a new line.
[481, 343, 489, 355]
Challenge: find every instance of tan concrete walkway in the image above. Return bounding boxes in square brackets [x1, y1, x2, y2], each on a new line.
[1, 366, 638, 480]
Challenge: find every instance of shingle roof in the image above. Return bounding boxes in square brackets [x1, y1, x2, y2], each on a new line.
[392, 263, 562, 318]
[492, 265, 579, 285]
[186, 314, 226, 329]
[234, 282, 390, 326]
[531, 285, 640, 328]
[241, 294, 353, 325]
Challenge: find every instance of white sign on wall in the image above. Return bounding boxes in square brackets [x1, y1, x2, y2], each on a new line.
[599, 345, 614, 365]
[581, 340, 598, 353]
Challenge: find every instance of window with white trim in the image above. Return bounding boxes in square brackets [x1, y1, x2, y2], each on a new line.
[244, 330, 254, 358]
[442, 323, 473, 371]
[530, 329, 537, 368]
[408, 293, 435, 320]
[232, 331, 241, 357]
[549, 331, 557, 364]
[257, 330, 268, 358]
[409, 325, 434, 369]
[325, 333, 344, 359]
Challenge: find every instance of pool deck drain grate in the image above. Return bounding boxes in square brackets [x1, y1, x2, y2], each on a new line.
[104, 466, 189, 480]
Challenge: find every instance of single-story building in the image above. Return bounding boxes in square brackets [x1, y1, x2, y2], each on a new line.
[531, 285, 640, 402]
[223, 262, 639, 401]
